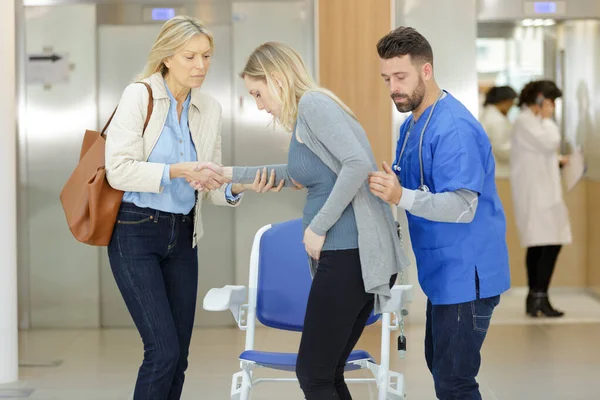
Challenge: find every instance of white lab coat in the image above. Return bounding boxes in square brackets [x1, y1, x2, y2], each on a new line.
[510, 108, 572, 248]
[480, 105, 512, 177]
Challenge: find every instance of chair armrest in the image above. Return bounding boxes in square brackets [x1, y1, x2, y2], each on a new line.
[203, 285, 247, 311]
[203, 285, 247, 322]
[381, 284, 413, 314]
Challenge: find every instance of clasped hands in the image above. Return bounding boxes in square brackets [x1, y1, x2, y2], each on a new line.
[183, 162, 303, 194]
[182, 162, 320, 256]
[178, 162, 228, 191]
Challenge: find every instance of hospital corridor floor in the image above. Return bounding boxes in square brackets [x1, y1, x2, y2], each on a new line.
[3, 289, 600, 400]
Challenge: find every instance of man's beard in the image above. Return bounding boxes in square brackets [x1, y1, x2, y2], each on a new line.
[391, 78, 426, 113]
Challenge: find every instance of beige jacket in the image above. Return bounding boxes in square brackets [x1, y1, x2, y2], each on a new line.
[105, 72, 238, 247]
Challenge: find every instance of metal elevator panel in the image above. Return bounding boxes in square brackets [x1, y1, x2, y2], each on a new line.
[17, 0, 314, 328]
[559, 20, 600, 181]
[230, 0, 314, 287]
[23, 4, 101, 328]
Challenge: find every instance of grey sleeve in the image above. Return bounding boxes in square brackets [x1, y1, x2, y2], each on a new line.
[399, 188, 479, 223]
[299, 92, 373, 236]
[231, 164, 296, 187]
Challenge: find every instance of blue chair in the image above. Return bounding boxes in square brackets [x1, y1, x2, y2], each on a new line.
[203, 219, 413, 399]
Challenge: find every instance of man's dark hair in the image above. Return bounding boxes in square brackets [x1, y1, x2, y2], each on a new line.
[484, 86, 518, 106]
[518, 80, 562, 107]
[376, 26, 434, 65]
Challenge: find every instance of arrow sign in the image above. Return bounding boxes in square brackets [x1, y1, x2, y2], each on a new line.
[29, 54, 62, 62]
[26, 52, 70, 85]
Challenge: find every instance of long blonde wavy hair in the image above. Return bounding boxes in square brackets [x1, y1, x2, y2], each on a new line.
[240, 42, 357, 132]
[137, 16, 214, 80]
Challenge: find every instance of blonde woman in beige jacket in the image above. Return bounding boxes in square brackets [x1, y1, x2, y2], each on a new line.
[104, 16, 255, 399]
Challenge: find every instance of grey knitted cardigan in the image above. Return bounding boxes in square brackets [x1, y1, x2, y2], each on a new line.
[232, 91, 410, 313]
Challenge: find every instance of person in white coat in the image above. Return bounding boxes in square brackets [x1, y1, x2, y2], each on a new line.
[510, 80, 572, 318]
[480, 86, 517, 177]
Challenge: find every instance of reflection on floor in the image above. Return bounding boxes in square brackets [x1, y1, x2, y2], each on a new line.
[2, 290, 600, 399]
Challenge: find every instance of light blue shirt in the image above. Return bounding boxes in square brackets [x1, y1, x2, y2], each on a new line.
[123, 79, 240, 214]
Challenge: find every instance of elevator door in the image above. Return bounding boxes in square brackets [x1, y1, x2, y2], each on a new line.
[231, 0, 312, 287]
[97, 23, 236, 328]
[23, 3, 100, 329]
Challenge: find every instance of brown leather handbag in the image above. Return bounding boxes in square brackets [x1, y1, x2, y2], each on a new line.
[60, 82, 154, 246]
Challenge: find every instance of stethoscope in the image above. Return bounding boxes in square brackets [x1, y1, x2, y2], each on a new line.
[392, 91, 444, 192]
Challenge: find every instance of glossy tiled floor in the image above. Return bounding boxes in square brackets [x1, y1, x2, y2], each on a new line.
[3, 289, 600, 399]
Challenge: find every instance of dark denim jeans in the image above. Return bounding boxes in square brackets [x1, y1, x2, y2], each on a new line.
[108, 203, 198, 400]
[425, 295, 500, 400]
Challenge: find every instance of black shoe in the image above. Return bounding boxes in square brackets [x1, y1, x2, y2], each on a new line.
[526, 292, 535, 315]
[527, 292, 565, 318]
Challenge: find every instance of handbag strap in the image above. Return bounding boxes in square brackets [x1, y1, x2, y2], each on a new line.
[101, 81, 154, 136]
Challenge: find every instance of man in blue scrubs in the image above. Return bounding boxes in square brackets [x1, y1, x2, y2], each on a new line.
[369, 27, 511, 399]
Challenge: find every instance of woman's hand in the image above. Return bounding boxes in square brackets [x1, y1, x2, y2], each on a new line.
[303, 227, 325, 260]
[558, 154, 570, 168]
[188, 166, 227, 190]
[187, 166, 284, 193]
[173, 162, 227, 191]
[230, 184, 246, 196]
[194, 161, 223, 176]
[185, 162, 227, 192]
[541, 98, 555, 120]
[291, 178, 304, 191]
[244, 168, 285, 193]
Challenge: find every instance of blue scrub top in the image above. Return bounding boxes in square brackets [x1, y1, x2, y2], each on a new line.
[393, 91, 510, 305]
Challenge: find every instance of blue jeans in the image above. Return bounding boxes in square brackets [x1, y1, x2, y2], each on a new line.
[108, 203, 198, 400]
[425, 295, 500, 400]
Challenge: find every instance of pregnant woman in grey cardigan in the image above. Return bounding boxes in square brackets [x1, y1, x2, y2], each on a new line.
[194, 42, 409, 399]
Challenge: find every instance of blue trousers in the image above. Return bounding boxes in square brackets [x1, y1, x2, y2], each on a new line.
[108, 203, 198, 400]
[425, 295, 500, 399]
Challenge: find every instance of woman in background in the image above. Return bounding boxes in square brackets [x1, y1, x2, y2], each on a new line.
[510, 80, 571, 318]
[480, 85, 517, 177]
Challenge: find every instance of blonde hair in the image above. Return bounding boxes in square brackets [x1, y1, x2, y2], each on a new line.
[138, 16, 214, 80]
[240, 42, 356, 131]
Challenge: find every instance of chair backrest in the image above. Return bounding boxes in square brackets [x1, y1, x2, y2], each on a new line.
[255, 218, 379, 332]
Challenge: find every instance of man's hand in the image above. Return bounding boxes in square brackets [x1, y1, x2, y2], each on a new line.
[368, 161, 403, 205]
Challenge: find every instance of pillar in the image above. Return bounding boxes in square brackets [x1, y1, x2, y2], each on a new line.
[0, 0, 19, 385]
[317, 0, 393, 168]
